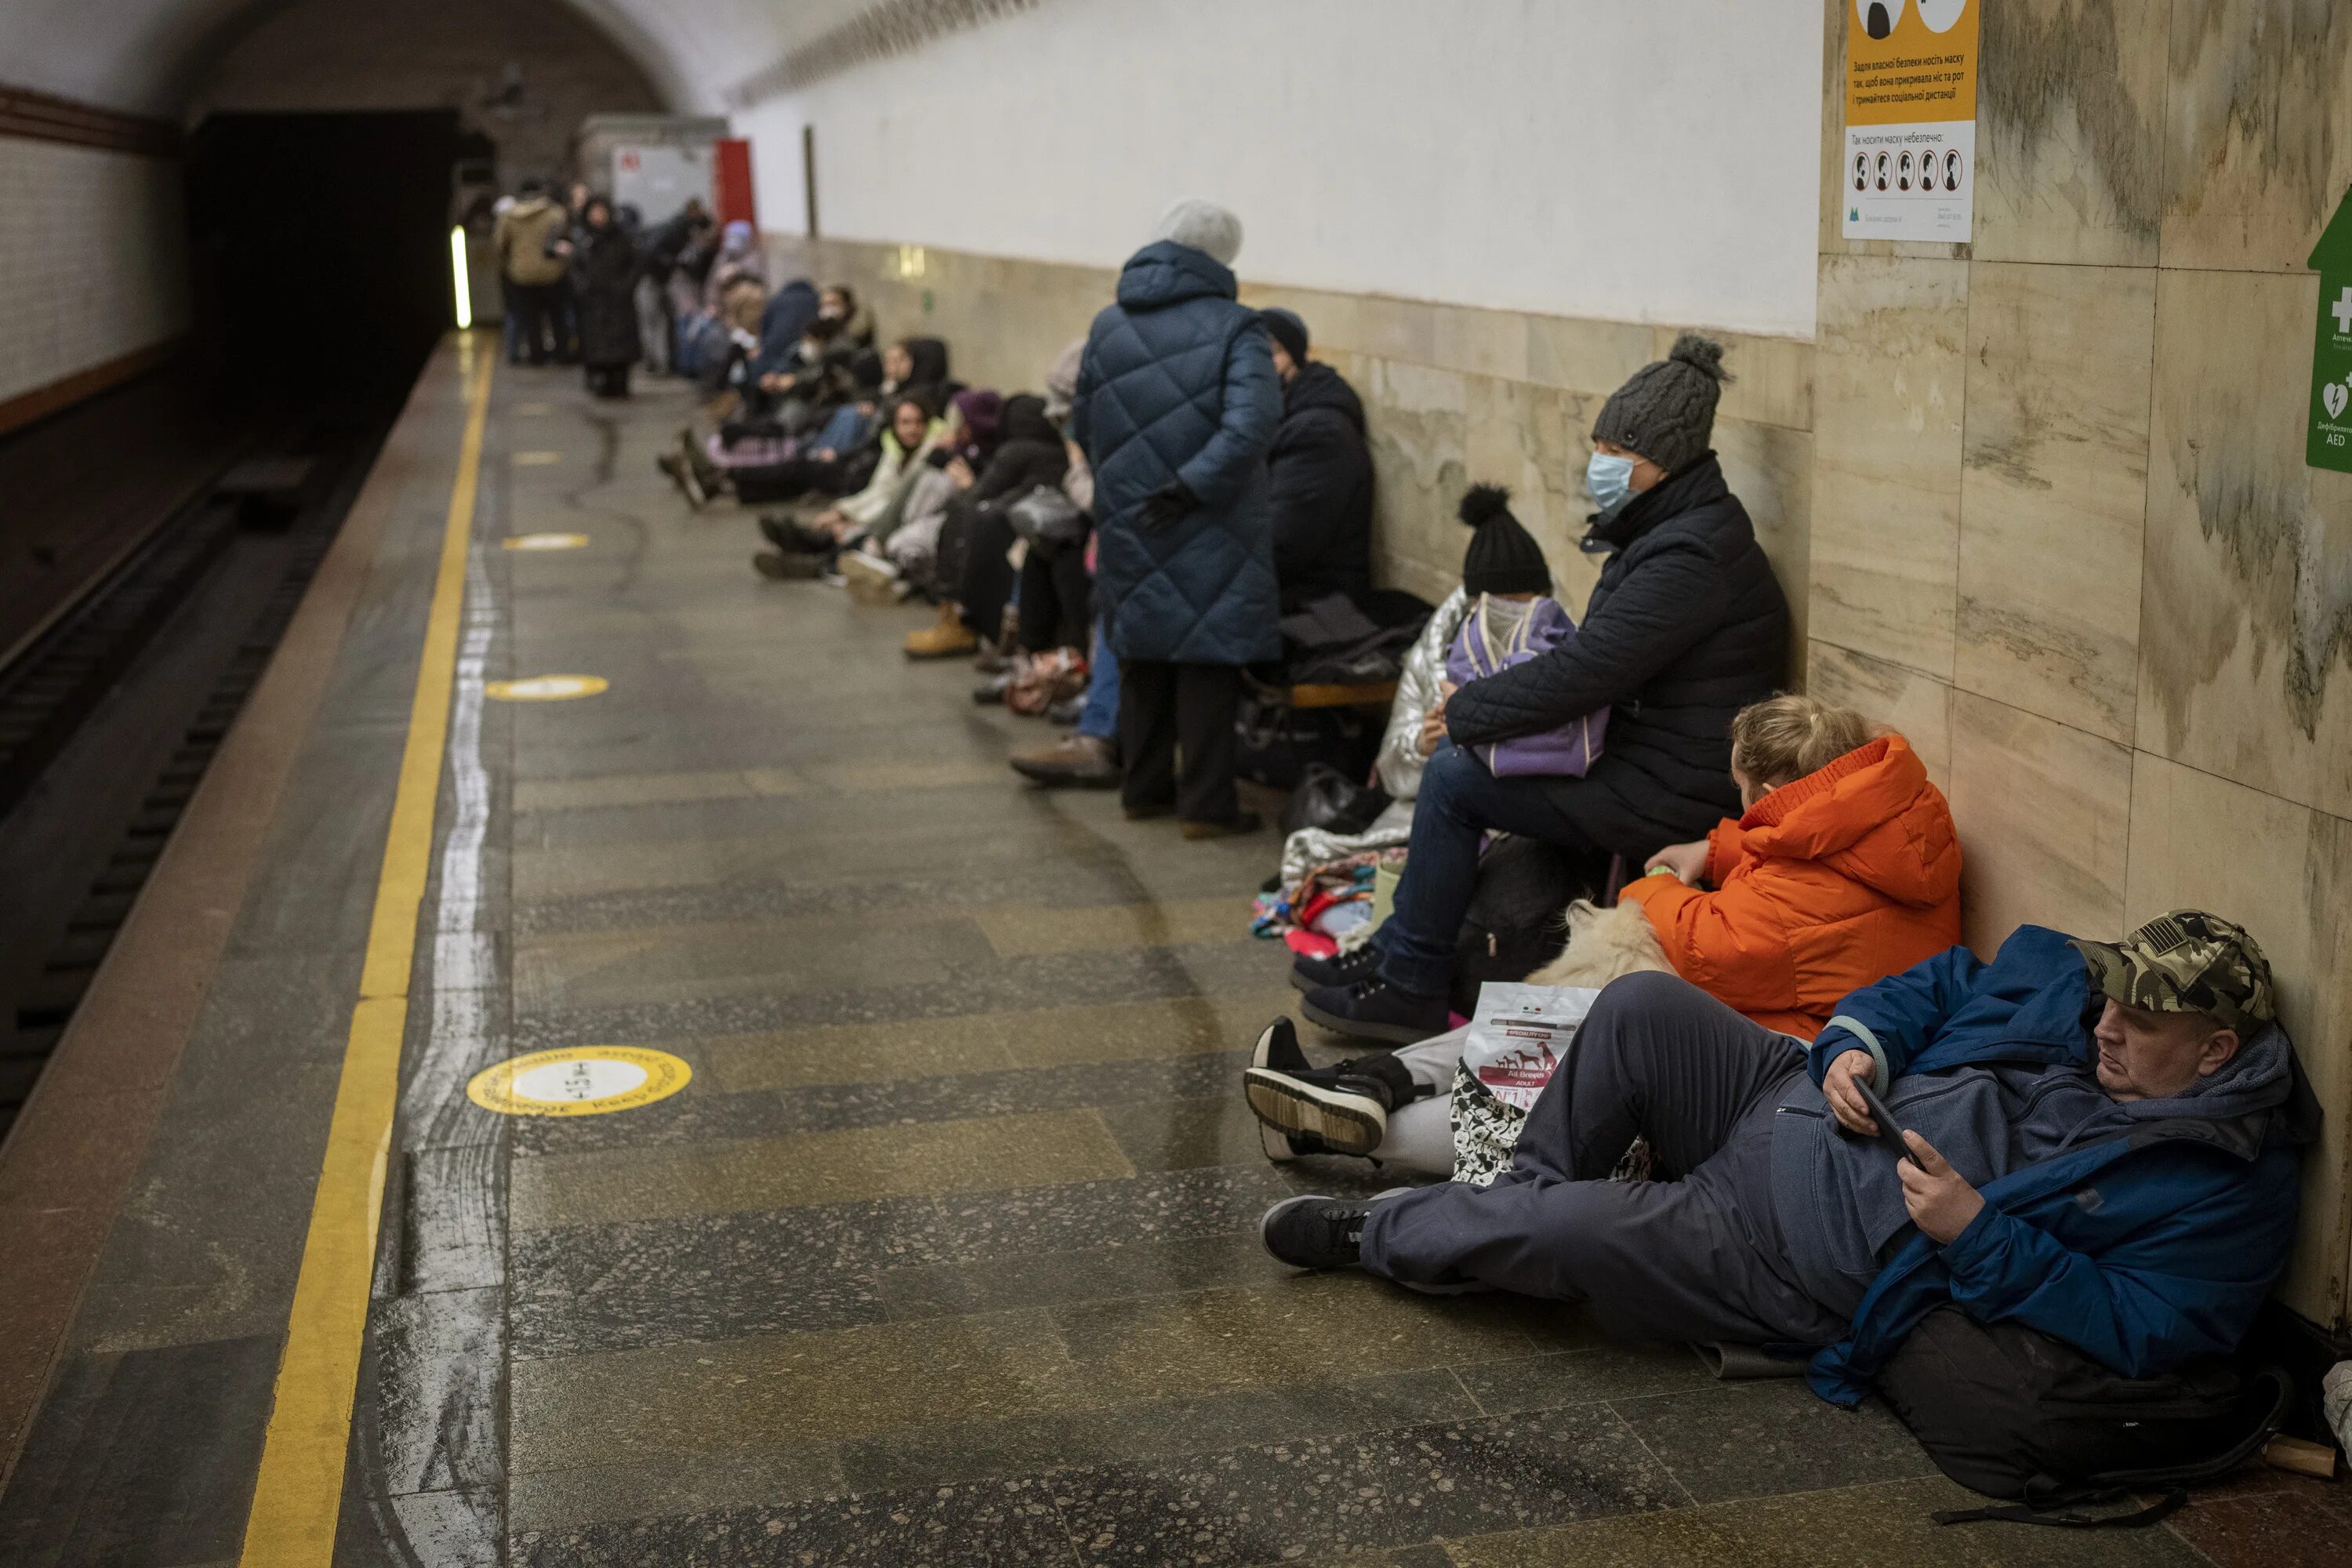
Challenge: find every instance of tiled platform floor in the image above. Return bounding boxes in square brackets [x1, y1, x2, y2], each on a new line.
[482, 374, 2314, 1566]
[0, 348, 2337, 1566]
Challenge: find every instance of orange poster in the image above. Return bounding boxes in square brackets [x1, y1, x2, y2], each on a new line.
[1842, 0, 1979, 241]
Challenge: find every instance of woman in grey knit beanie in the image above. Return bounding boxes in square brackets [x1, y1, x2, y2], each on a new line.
[1590, 332, 1733, 494]
[1294, 328, 1791, 1042]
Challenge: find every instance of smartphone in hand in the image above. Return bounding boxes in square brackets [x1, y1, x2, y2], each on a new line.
[1849, 1076, 1915, 1163]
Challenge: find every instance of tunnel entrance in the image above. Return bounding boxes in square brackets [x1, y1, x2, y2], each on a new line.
[184, 109, 463, 401]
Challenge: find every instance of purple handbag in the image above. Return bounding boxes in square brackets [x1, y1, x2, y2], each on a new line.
[1444, 595, 1607, 778]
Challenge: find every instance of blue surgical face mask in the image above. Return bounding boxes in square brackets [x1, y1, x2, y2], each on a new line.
[1585, 452, 1635, 514]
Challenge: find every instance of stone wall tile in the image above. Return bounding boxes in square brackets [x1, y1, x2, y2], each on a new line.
[1809, 253, 1968, 681]
[2138, 267, 2352, 818]
[1360, 358, 1468, 591]
[1955, 261, 2154, 742]
[1715, 418, 1813, 666]
[1463, 375, 1598, 610]
[1947, 693, 2132, 956]
[1432, 303, 1530, 384]
[1677, 328, 1814, 434]
[1973, 0, 2171, 265]
[1523, 314, 1657, 400]
[2125, 751, 2352, 1323]
[1808, 641, 1955, 789]
[1351, 295, 1437, 367]
[2161, 0, 2352, 274]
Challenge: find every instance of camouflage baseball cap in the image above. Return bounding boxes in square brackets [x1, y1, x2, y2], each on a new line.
[2070, 910, 2277, 1033]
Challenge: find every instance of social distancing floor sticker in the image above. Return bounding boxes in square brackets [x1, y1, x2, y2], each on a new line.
[485, 674, 607, 701]
[466, 1046, 692, 1116]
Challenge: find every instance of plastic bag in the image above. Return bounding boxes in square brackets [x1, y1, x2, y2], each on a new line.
[1448, 982, 1601, 1185]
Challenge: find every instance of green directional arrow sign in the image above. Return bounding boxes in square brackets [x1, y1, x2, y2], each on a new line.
[2310, 184, 2352, 473]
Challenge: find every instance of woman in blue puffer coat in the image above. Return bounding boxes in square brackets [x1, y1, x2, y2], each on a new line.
[1073, 201, 1284, 838]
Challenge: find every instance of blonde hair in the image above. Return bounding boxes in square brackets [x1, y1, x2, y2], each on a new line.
[720, 277, 768, 332]
[1730, 694, 1875, 789]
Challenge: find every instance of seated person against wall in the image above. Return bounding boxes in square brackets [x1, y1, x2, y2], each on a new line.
[753, 390, 945, 580]
[728, 351, 888, 506]
[1297, 334, 1788, 1042]
[906, 392, 1071, 659]
[1264, 912, 2316, 1408]
[818, 284, 877, 349]
[833, 389, 1001, 601]
[1244, 694, 1962, 1167]
[880, 336, 952, 404]
[659, 277, 771, 504]
[1258, 310, 1374, 611]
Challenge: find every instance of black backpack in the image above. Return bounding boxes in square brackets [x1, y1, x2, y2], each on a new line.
[1875, 1307, 2294, 1528]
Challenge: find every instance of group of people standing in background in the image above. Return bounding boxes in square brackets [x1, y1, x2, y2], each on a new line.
[492, 177, 747, 399]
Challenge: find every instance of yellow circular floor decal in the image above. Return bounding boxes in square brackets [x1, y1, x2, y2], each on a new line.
[485, 674, 607, 701]
[467, 1046, 691, 1116]
[503, 532, 589, 551]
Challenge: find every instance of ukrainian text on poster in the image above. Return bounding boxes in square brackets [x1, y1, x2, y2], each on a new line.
[1842, 0, 1979, 244]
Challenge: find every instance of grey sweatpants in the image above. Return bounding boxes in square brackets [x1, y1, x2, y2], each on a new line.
[1358, 972, 1850, 1348]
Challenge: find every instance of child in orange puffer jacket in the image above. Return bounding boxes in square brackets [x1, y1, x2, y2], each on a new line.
[1614, 694, 1962, 1039]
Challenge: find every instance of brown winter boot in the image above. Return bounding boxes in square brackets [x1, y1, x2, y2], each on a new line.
[904, 604, 980, 659]
[1008, 734, 1120, 788]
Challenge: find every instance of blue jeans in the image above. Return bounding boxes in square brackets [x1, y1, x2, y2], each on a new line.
[1373, 742, 1602, 998]
[1077, 621, 1120, 741]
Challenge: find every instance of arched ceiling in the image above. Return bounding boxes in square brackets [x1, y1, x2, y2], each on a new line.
[0, 0, 855, 117]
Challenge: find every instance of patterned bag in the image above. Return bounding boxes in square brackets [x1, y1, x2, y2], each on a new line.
[1446, 983, 1599, 1185]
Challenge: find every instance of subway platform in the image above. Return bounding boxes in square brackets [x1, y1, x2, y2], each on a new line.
[0, 339, 2324, 1567]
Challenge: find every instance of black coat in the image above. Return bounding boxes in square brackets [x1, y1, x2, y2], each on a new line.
[1443, 454, 1788, 856]
[1267, 361, 1374, 609]
[571, 226, 643, 368]
[935, 395, 1071, 592]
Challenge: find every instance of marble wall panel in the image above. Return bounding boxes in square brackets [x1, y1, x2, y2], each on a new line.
[1809, 641, 1955, 788]
[1715, 417, 1814, 671]
[1972, 0, 2171, 265]
[1432, 303, 1530, 385]
[1523, 313, 1657, 400]
[1462, 374, 1599, 609]
[1686, 328, 1815, 435]
[1955, 262, 2154, 742]
[2139, 268, 2352, 819]
[1810, 254, 1969, 681]
[1947, 693, 2132, 956]
[788, 235, 1814, 613]
[2161, 0, 2352, 274]
[1359, 357, 1468, 601]
[2125, 752, 2352, 1325]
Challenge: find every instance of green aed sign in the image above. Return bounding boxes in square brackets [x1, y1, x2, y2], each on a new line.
[2312, 184, 2352, 473]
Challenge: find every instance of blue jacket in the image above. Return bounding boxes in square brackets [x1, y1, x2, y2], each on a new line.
[1803, 926, 2317, 1405]
[1075, 241, 1284, 665]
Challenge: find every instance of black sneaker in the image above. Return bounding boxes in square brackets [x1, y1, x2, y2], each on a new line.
[1250, 1018, 1312, 1162]
[1300, 974, 1450, 1045]
[1243, 1054, 1415, 1158]
[1261, 1195, 1373, 1270]
[1290, 942, 1381, 993]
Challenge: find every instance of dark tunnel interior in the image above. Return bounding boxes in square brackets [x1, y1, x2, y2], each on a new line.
[183, 110, 464, 405]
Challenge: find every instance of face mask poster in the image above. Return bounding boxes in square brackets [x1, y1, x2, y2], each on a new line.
[1842, 0, 1978, 243]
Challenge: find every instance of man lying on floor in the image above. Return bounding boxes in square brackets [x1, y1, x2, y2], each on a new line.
[1262, 910, 2317, 1403]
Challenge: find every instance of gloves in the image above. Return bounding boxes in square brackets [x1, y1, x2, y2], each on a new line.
[1138, 480, 1196, 530]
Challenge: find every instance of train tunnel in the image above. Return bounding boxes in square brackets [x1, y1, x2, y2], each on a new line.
[2, 2, 2350, 1563]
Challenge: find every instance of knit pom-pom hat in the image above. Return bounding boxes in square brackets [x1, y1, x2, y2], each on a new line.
[1458, 484, 1552, 597]
[1591, 332, 1733, 476]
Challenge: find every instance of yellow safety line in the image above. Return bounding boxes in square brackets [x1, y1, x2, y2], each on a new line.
[238, 340, 494, 1564]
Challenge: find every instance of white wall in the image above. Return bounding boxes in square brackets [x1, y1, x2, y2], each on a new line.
[0, 137, 190, 406]
[739, 0, 1826, 339]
